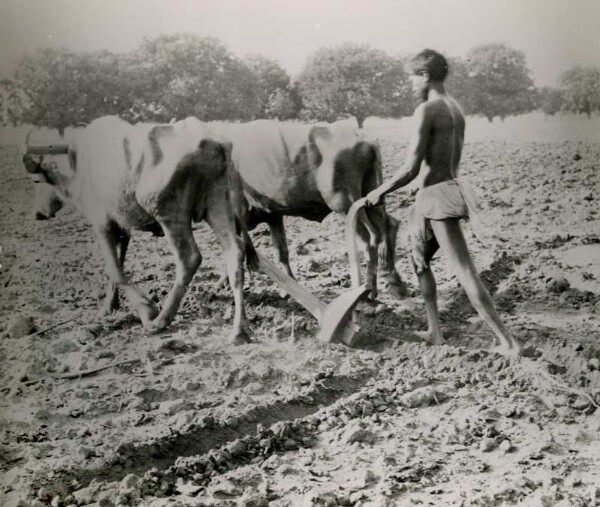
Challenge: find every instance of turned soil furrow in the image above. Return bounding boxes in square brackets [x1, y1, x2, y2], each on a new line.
[38, 371, 376, 494]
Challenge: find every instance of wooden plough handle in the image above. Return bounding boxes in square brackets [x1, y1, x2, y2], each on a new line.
[346, 197, 368, 288]
[255, 251, 324, 321]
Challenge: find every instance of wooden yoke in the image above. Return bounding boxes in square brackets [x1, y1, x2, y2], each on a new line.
[24, 145, 70, 155]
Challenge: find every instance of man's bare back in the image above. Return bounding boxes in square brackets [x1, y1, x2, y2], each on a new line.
[420, 97, 465, 188]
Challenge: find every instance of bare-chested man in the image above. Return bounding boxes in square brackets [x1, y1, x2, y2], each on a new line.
[366, 49, 522, 356]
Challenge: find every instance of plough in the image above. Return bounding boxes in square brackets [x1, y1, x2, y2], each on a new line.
[255, 197, 370, 346]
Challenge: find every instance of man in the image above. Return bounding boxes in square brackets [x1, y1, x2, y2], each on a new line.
[365, 49, 522, 356]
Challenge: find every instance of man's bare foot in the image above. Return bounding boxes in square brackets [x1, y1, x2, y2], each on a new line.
[229, 329, 252, 345]
[415, 330, 445, 346]
[145, 316, 171, 334]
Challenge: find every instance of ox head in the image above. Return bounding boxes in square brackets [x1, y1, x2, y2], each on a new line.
[20, 130, 72, 220]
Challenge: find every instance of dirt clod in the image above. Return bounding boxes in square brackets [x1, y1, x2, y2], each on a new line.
[7, 314, 34, 339]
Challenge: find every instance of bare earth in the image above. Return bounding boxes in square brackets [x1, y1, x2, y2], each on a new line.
[1, 117, 599, 507]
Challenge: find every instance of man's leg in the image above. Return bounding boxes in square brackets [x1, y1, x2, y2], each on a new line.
[430, 218, 522, 356]
[414, 236, 444, 344]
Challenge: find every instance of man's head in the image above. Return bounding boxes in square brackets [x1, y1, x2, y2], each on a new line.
[408, 49, 449, 100]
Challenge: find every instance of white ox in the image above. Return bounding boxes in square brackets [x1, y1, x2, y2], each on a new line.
[21, 116, 254, 343]
[212, 119, 407, 299]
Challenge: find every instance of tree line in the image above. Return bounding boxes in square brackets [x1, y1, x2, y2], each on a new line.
[0, 34, 598, 133]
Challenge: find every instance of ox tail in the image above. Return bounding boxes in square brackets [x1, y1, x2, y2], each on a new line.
[375, 144, 400, 273]
[371, 141, 384, 187]
[360, 141, 398, 272]
[221, 140, 258, 272]
[241, 223, 259, 272]
[381, 214, 399, 272]
[372, 142, 389, 267]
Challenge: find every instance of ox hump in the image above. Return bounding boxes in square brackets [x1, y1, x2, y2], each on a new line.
[309, 124, 360, 163]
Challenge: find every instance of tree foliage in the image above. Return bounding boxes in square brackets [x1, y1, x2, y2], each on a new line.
[11, 34, 589, 130]
[444, 57, 472, 113]
[537, 87, 564, 117]
[265, 88, 300, 120]
[0, 79, 28, 126]
[130, 34, 262, 122]
[463, 43, 537, 122]
[11, 35, 270, 128]
[297, 43, 412, 128]
[13, 48, 130, 135]
[559, 66, 599, 117]
[243, 54, 295, 118]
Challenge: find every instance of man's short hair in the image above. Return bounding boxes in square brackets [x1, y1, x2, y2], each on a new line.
[410, 49, 449, 81]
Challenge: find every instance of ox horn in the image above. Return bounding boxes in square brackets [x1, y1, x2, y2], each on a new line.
[19, 127, 35, 158]
[21, 128, 39, 174]
[25, 127, 34, 146]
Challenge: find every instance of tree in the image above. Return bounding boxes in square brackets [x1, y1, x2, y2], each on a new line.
[537, 87, 564, 117]
[559, 66, 599, 117]
[130, 34, 262, 122]
[444, 56, 474, 114]
[13, 49, 130, 135]
[0, 79, 28, 126]
[243, 54, 294, 118]
[265, 89, 299, 120]
[297, 43, 412, 128]
[464, 43, 537, 122]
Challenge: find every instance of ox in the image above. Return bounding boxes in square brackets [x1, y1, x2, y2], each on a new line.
[212, 120, 407, 299]
[21, 116, 254, 343]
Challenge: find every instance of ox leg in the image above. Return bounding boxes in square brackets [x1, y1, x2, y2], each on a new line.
[95, 225, 158, 326]
[206, 193, 251, 345]
[268, 215, 295, 279]
[149, 219, 202, 332]
[97, 225, 130, 317]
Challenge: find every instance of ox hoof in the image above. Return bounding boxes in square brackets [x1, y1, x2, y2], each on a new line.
[139, 302, 160, 327]
[229, 330, 251, 346]
[145, 318, 171, 334]
[96, 304, 116, 319]
[382, 272, 409, 299]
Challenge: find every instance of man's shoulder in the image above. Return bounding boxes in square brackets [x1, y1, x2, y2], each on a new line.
[414, 101, 444, 122]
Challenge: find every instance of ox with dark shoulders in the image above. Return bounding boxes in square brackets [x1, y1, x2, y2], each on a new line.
[211, 119, 407, 300]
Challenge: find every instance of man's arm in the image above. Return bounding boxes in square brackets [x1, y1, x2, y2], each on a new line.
[366, 103, 432, 206]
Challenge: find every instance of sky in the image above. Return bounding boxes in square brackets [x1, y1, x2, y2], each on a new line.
[0, 0, 598, 86]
